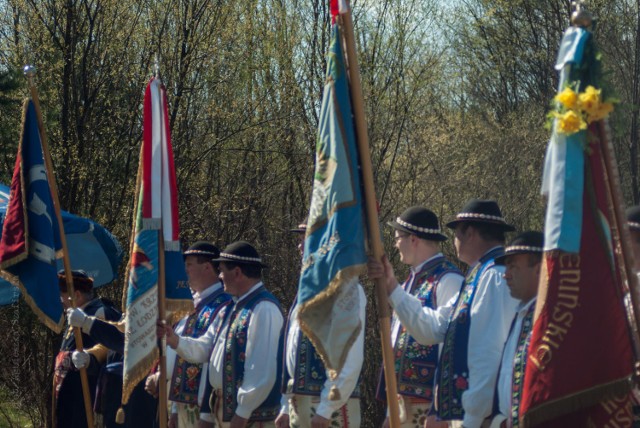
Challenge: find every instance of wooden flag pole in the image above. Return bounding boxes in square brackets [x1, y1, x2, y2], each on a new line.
[337, 11, 402, 428]
[570, 3, 640, 374]
[598, 119, 640, 361]
[158, 233, 168, 428]
[24, 66, 95, 428]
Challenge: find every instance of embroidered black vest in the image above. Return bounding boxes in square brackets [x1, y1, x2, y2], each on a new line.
[508, 301, 535, 428]
[436, 247, 504, 420]
[169, 286, 231, 404]
[376, 256, 462, 402]
[282, 297, 362, 398]
[219, 286, 283, 422]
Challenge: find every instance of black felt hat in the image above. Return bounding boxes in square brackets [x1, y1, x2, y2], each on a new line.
[183, 241, 220, 259]
[627, 206, 640, 232]
[213, 241, 268, 268]
[58, 269, 94, 293]
[495, 231, 544, 265]
[289, 222, 307, 234]
[445, 199, 515, 231]
[387, 206, 447, 241]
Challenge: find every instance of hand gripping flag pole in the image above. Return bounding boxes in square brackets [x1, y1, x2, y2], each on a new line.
[335, 2, 401, 426]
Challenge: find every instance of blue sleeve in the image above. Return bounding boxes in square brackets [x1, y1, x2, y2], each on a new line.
[90, 318, 125, 354]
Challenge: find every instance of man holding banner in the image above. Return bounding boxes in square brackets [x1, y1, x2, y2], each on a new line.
[55, 270, 121, 428]
[165, 241, 230, 427]
[376, 207, 462, 428]
[159, 241, 284, 428]
[369, 199, 519, 428]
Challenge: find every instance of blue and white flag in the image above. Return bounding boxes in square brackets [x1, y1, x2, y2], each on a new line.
[540, 27, 589, 252]
[297, 24, 367, 382]
[0, 100, 64, 332]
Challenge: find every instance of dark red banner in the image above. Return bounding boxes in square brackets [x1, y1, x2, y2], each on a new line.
[0, 152, 26, 267]
[520, 123, 634, 426]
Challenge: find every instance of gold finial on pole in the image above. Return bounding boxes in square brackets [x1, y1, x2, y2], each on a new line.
[571, 0, 593, 28]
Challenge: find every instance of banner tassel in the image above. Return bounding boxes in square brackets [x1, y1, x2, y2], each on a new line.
[115, 407, 125, 424]
[328, 384, 341, 401]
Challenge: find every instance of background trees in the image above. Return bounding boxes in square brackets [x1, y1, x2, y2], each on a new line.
[0, 0, 638, 425]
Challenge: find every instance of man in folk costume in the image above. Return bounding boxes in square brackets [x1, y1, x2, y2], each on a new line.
[54, 269, 121, 428]
[376, 207, 463, 428]
[66, 308, 157, 427]
[144, 241, 232, 427]
[487, 232, 543, 428]
[369, 199, 519, 428]
[275, 222, 365, 428]
[159, 241, 284, 428]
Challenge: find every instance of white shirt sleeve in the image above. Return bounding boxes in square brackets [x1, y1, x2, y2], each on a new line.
[235, 301, 284, 419]
[315, 284, 366, 419]
[388, 286, 454, 345]
[175, 321, 216, 364]
[200, 412, 214, 423]
[436, 272, 464, 308]
[462, 266, 519, 428]
[279, 396, 290, 415]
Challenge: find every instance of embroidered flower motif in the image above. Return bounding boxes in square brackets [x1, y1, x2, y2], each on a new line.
[455, 376, 468, 391]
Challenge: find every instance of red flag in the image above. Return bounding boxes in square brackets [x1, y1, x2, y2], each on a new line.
[0, 154, 26, 264]
[520, 24, 635, 427]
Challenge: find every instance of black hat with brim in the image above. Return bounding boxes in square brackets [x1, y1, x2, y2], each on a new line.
[495, 231, 544, 265]
[183, 241, 220, 259]
[58, 269, 94, 293]
[387, 206, 447, 241]
[213, 241, 269, 268]
[445, 199, 515, 232]
[627, 206, 640, 232]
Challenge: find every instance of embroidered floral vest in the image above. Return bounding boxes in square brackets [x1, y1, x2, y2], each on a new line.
[436, 247, 504, 420]
[169, 287, 231, 404]
[509, 301, 535, 428]
[376, 257, 462, 402]
[220, 286, 283, 422]
[282, 297, 362, 398]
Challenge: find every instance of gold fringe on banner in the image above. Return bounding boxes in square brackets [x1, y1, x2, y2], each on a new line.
[121, 347, 159, 407]
[520, 376, 633, 427]
[298, 264, 365, 395]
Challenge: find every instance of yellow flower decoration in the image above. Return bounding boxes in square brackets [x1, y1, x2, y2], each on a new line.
[555, 87, 578, 110]
[550, 84, 615, 136]
[556, 110, 587, 134]
[588, 101, 614, 122]
[578, 85, 601, 115]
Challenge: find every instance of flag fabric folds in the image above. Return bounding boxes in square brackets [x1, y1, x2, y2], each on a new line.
[521, 26, 634, 426]
[0, 181, 124, 306]
[122, 77, 191, 405]
[297, 23, 367, 385]
[0, 100, 64, 332]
